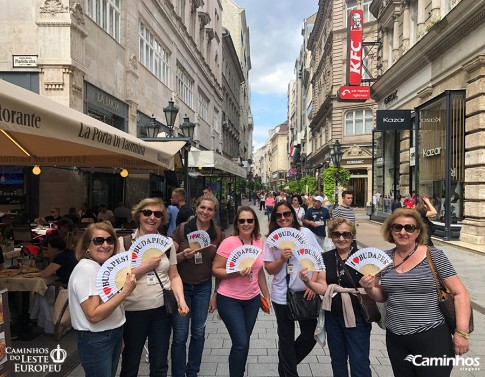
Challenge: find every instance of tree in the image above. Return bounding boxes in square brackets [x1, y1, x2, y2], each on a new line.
[323, 166, 350, 203]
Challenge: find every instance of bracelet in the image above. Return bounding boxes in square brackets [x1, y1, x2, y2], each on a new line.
[454, 330, 470, 340]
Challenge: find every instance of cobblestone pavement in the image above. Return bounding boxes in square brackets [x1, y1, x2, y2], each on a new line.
[64, 200, 484, 376]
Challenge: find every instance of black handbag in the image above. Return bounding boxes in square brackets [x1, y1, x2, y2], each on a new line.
[338, 254, 381, 323]
[285, 264, 321, 321]
[153, 270, 179, 316]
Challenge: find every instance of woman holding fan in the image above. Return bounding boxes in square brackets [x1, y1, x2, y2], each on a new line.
[68, 222, 137, 377]
[212, 206, 270, 377]
[263, 200, 323, 377]
[300, 217, 372, 377]
[170, 195, 225, 377]
[118, 198, 188, 377]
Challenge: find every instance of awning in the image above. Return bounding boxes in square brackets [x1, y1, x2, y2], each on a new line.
[188, 150, 246, 178]
[0, 79, 183, 171]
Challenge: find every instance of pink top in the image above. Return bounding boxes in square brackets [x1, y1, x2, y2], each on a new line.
[265, 197, 275, 207]
[216, 235, 264, 300]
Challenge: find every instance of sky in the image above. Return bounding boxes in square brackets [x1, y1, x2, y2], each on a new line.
[233, 0, 319, 151]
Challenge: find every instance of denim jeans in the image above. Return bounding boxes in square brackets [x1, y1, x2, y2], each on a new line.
[171, 279, 212, 377]
[120, 307, 172, 377]
[325, 310, 372, 377]
[273, 302, 317, 377]
[77, 326, 123, 377]
[217, 293, 260, 377]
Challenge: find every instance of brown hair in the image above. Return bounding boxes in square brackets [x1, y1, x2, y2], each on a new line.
[131, 197, 167, 225]
[233, 206, 261, 240]
[75, 221, 119, 261]
[381, 208, 428, 244]
[266, 201, 300, 237]
[195, 195, 217, 209]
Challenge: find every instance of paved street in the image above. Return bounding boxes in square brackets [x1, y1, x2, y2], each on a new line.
[59, 201, 484, 376]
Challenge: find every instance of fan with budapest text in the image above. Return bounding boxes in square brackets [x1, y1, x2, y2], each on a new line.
[130, 234, 173, 268]
[96, 251, 131, 302]
[226, 245, 262, 273]
[186, 230, 211, 251]
[293, 245, 326, 271]
[266, 227, 308, 250]
[345, 247, 392, 276]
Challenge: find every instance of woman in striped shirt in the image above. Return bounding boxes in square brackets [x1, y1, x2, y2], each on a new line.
[360, 208, 470, 377]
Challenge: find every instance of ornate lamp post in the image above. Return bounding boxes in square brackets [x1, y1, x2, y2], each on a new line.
[330, 139, 343, 204]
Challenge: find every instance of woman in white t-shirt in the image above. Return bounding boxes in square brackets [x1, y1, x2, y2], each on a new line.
[68, 222, 137, 377]
[212, 206, 270, 377]
[291, 195, 306, 225]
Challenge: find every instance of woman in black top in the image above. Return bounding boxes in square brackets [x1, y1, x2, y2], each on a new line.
[300, 217, 372, 377]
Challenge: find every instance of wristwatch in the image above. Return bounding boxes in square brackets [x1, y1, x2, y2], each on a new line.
[454, 330, 470, 340]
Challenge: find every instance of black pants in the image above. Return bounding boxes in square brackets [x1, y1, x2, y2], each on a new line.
[259, 200, 265, 211]
[273, 302, 317, 377]
[386, 324, 454, 377]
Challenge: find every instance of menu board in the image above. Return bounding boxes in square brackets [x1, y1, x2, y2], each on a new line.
[0, 289, 13, 376]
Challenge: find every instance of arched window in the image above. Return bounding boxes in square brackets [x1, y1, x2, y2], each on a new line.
[345, 109, 373, 135]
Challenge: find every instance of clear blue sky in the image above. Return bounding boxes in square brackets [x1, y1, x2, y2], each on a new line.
[233, 0, 318, 150]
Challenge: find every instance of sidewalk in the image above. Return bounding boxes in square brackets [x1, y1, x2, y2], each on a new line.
[32, 201, 485, 376]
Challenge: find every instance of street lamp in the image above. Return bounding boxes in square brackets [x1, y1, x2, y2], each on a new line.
[179, 115, 195, 201]
[163, 99, 179, 136]
[330, 139, 343, 204]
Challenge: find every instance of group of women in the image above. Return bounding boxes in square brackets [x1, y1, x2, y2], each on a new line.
[66, 193, 471, 377]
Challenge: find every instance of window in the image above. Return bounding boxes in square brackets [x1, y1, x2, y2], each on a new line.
[198, 90, 209, 122]
[139, 22, 170, 85]
[176, 66, 194, 107]
[345, 109, 373, 135]
[346, 0, 374, 26]
[409, 1, 418, 47]
[86, 0, 121, 42]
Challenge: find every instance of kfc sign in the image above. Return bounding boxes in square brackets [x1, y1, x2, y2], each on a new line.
[347, 10, 363, 86]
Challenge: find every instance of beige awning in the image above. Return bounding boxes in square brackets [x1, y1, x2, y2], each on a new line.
[188, 150, 247, 178]
[0, 79, 184, 171]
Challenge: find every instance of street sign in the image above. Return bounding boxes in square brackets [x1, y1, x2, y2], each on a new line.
[337, 86, 370, 101]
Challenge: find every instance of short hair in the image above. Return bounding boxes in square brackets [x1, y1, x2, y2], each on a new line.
[328, 218, 356, 238]
[58, 218, 74, 228]
[233, 206, 261, 239]
[203, 186, 213, 192]
[195, 195, 216, 209]
[75, 221, 118, 260]
[131, 198, 167, 224]
[291, 195, 302, 205]
[173, 188, 186, 200]
[381, 208, 428, 244]
[47, 237, 67, 251]
[342, 190, 353, 198]
[266, 201, 300, 237]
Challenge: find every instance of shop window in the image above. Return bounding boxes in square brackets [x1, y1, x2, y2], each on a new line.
[176, 65, 194, 108]
[139, 21, 170, 86]
[346, 0, 374, 25]
[85, 0, 121, 42]
[345, 109, 373, 135]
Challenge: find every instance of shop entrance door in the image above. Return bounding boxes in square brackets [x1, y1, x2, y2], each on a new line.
[348, 178, 366, 207]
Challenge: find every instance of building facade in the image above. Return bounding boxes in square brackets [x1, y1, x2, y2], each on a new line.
[370, 0, 485, 244]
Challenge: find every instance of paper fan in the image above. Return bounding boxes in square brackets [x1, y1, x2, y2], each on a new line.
[226, 245, 262, 273]
[345, 247, 392, 275]
[266, 228, 308, 250]
[293, 245, 326, 271]
[96, 251, 131, 302]
[186, 230, 211, 250]
[130, 234, 173, 268]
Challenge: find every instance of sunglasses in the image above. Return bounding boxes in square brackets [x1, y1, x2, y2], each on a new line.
[238, 218, 255, 224]
[331, 231, 353, 239]
[141, 209, 163, 218]
[91, 236, 116, 246]
[275, 211, 292, 219]
[391, 224, 417, 233]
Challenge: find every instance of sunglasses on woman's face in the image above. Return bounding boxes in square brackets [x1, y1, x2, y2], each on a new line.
[391, 224, 417, 233]
[91, 236, 116, 246]
[331, 231, 353, 239]
[142, 209, 163, 218]
[238, 218, 255, 224]
[275, 211, 292, 219]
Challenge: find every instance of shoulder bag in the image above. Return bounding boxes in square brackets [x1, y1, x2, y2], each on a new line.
[338, 254, 381, 323]
[286, 263, 321, 321]
[426, 249, 474, 334]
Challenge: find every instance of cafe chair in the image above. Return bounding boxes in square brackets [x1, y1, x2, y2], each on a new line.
[50, 281, 70, 341]
[12, 228, 40, 258]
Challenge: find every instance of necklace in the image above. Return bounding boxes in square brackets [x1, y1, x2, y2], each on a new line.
[238, 236, 253, 246]
[393, 243, 419, 269]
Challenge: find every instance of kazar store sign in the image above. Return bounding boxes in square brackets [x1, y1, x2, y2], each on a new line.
[422, 147, 441, 158]
[376, 110, 411, 131]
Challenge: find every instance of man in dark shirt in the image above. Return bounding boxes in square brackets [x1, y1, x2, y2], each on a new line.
[303, 195, 331, 247]
[174, 188, 194, 226]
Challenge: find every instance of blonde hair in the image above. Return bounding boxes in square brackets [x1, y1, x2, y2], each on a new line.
[75, 221, 118, 261]
[131, 197, 167, 224]
[382, 208, 428, 244]
[328, 217, 356, 237]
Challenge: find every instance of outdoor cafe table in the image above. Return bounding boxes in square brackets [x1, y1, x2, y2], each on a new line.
[2, 249, 20, 267]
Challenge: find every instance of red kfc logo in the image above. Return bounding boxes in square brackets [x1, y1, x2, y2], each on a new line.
[347, 10, 363, 86]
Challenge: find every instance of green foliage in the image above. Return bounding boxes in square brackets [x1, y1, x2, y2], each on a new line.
[322, 166, 351, 203]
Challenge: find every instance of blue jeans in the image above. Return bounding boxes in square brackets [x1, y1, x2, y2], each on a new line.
[325, 310, 372, 377]
[171, 279, 212, 377]
[77, 326, 123, 377]
[217, 293, 260, 377]
[120, 307, 172, 377]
